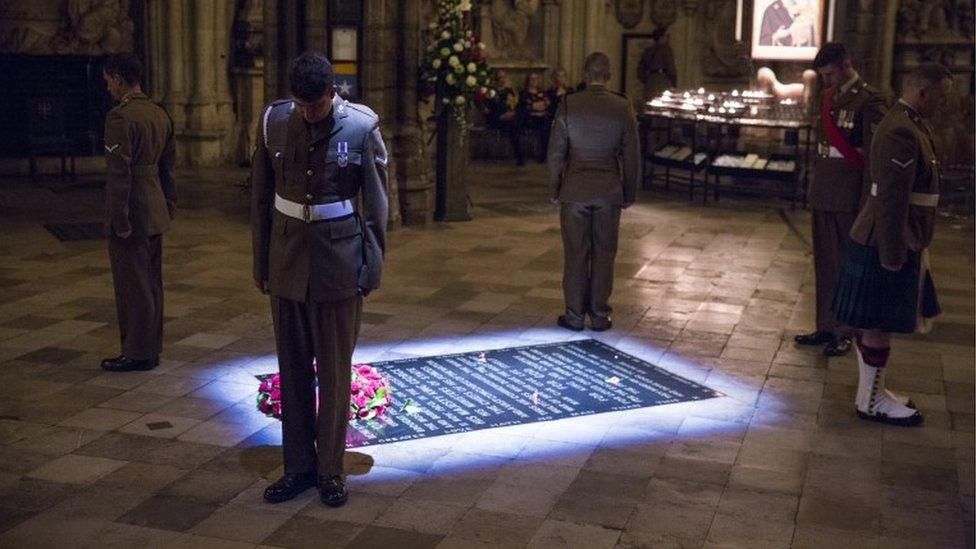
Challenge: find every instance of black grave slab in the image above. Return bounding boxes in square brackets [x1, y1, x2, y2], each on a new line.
[346, 339, 720, 448]
[44, 222, 104, 241]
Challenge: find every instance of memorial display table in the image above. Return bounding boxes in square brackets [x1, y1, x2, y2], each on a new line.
[640, 88, 813, 209]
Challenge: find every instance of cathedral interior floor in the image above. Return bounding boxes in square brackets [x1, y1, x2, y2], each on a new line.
[0, 162, 972, 548]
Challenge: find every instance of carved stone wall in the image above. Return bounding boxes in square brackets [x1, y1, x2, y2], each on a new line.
[0, 1, 135, 55]
[147, 0, 236, 166]
[885, 0, 975, 165]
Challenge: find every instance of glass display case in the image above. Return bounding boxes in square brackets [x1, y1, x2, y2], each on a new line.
[639, 87, 813, 209]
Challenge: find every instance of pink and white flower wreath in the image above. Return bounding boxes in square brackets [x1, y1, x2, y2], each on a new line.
[257, 363, 392, 422]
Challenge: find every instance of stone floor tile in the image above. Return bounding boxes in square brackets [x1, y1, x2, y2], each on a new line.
[95, 462, 188, 493]
[262, 516, 364, 548]
[158, 467, 257, 505]
[625, 502, 714, 543]
[189, 503, 294, 543]
[115, 494, 219, 532]
[448, 508, 544, 546]
[655, 455, 732, 485]
[96, 390, 176, 413]
[347, 525, 444, 549]
[373, 497, 468, 534]
[475, 480, 558, 517]
[796, 495, 880, 533]
[790, 524, 880, 549]
[26, 454, 127, 485]
[400, 475, 493, 507]
[299, 490, 395, 525]
[526, 519, 621, 548]
[57, 407, 142, 431]
[117, 413, 202, 439]
[165, 533, 256, 549]
[705, 513, 794, 547]
[81, 521, 184, 547]
[0, 516, 109, 548]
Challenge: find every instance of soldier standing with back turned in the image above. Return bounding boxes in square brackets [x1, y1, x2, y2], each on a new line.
[548, 52, 641, 332]
[252, 52, 388, 507]
[100, 53, 177, 373]
[794, 43, 887, 357]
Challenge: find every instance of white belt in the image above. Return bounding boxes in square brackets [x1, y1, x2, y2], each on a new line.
[869, 183, 939, 207]
[274, 194, 354, 222]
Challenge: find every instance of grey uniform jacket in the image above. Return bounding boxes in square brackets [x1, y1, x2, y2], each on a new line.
[251, 94, 389, 302]
[547, 84, 641, 205]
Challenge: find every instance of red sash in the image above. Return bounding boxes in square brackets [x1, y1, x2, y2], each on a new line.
[821, 87, 864, 171]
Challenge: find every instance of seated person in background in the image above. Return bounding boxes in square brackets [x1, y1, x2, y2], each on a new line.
[547, 68, 571, 118]
[517, 71, 552, 165]
[484, 70, 520, 165]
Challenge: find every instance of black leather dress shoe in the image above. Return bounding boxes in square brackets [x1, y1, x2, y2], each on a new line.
[100, 354, 124, 368]
[590, 317, 613, 332]
[823, 336, 852, 357]
[101, 356, 156, 372]
[264, 472, 317, 504]
[794, 331, 833, 346]
[556, 315, 584, 332]
[319, 475, 349, 507]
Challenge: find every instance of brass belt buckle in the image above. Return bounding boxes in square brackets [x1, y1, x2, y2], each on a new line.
[301, 203, 312, 222]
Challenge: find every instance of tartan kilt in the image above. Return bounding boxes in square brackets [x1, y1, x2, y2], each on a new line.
[831, 239, 940, 334]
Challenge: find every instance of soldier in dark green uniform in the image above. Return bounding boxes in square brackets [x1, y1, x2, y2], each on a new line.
[833, 63, 952, 426]
[252, 51, 388, 507]
[794, 43, 888, 356]
[100, 53, 177, 373]
[548, 52, 641, 332]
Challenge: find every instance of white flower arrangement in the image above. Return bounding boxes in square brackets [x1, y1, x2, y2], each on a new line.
[419, 0, 494, 137]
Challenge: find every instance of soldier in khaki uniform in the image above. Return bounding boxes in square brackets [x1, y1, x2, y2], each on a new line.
[832, 62, 952, 427]
[100, 53, 177, 373]
[637, 27, 677, 102]
[252, 52, 388, 507]
[548, 52, 641, 332]
[795, 43, 888, 356]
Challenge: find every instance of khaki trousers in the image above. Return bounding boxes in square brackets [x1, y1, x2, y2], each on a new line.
[108, 234, 163, 360]
[812, 210, 857, 334]
[560, 201, 621, 325]
[272, 294, 362, 477]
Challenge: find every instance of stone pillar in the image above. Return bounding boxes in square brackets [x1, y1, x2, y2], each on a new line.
[305, 1, 328, 51]
[434, 110, 470, 221]
[393, 0, 432, 225]
[558, 1, 576, 81]
[231, 0, 265, 165]
[675, 0, 703, 89]
[181, 1, 223, 165]
[158, 0, 188, 133]
[215, 0, 236, 157]
[541, 0, 562, 71]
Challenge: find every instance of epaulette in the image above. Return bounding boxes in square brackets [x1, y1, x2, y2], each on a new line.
[345, 102, 379, 120]
[263, 99, 295, 147]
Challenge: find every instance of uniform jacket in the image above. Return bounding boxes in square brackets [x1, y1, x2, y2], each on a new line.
[850, 101, 941, 268]
[251, 94, 389, 303]
[103, 92, 177, 237]
[809, 76, 888, 212]
[637, 44, 677, 99]
[547, 84, 641, 206]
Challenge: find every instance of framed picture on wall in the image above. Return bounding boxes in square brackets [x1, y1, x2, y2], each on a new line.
[621, 33, 656, 106]
[751, 0, 825, 61]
